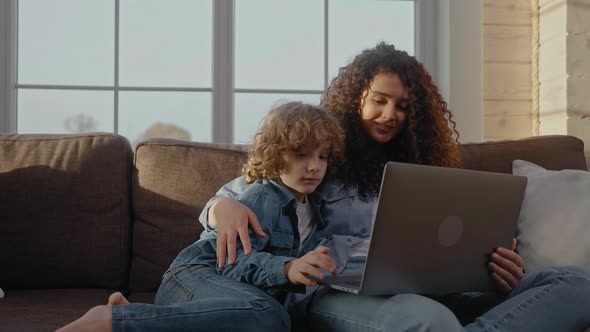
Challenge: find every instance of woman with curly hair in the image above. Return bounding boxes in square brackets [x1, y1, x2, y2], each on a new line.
[197, 42, 590, 332]
[323, 42, 461, 199]
[58, 102, 346, 331]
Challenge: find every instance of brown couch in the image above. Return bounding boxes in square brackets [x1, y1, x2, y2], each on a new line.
[0, 133, 587, 331]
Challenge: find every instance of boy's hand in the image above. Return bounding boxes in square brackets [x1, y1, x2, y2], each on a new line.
[284, 246, 337, 286]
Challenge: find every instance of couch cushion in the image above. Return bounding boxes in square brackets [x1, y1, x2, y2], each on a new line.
[0, 288, 115, 332]
[0, 133, 133, 289]
[130, 139, 248, 291]
[461, 135, 587, 173]
[513, 160, 590, 272]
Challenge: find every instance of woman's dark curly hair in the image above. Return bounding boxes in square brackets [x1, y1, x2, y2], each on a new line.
[321, 42, 462, 198]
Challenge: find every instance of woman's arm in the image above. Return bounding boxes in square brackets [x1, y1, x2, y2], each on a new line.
[218, 193, 336, 288]
[198, 176, 248, 229]
[216, 193, 290, 287]
[198, 176, 266, 268]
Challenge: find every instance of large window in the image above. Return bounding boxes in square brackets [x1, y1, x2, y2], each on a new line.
[3, 0, 417, 144]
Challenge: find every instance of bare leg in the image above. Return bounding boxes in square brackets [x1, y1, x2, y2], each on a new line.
[55, 305, 112, 332]
[56, 292, 128, 332]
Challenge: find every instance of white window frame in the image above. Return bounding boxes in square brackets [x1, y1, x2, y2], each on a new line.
[0, 0, 17, 133]
[0, 0, 474, 142]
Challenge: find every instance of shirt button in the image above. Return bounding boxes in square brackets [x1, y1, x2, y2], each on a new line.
[361, 227, 367, 234]
[327, 192, 333, 198]
[346, 238, 352, 243]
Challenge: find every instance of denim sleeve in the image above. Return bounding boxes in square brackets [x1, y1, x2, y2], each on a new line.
[197, 175, 248, 233]
[216, 193, 293, 288]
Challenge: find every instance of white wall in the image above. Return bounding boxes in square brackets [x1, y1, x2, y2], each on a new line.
[539, 0, 590, 167]
[436, 0, 483, 144]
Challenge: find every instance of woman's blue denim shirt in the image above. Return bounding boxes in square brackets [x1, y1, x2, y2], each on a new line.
[172, 179, 327, 300]
[198, 176, 374, 274]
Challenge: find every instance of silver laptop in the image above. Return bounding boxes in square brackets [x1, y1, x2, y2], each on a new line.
[320, 161, 527, 295]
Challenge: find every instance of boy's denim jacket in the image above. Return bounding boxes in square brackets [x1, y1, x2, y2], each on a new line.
[169, 178, 326, 300]
[198, 176, 372, 276]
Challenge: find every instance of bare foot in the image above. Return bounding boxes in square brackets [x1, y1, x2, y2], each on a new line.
[56, 305, 112, 332]
[107, 292, 130, 306]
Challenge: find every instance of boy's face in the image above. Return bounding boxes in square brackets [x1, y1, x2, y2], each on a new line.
[280, 143, 330, 203]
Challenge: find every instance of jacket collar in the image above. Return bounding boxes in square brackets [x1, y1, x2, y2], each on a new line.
[266, 178, 327, 229]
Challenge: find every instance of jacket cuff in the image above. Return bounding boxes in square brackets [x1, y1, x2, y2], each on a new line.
[267, 256, 295, 285]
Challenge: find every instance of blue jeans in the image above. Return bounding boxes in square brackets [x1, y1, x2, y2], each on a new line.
[111, 265, 290, 332]
[308, 266, 590, 332]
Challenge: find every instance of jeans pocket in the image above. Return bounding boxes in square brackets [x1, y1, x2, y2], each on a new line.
[155, 267, 195, 305]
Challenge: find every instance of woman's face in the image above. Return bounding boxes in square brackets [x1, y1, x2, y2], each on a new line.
[359, 71, 409, 144]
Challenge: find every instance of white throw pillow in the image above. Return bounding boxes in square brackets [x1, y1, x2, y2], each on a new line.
[512, 160, 590, 273]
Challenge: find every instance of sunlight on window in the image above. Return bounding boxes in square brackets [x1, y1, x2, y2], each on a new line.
[15, 0, 416, 144]
[18, 89, 114, 134]
[18, 0, 114, 86]
[329, 0, 415, 79]
[234, 93, 322, 144]
[235, 0, 324, 90]
[119, 0, 212, 88]
[118, 91, 211, 144]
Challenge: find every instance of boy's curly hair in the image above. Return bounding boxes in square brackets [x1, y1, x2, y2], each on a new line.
[243, 102, 345, 184]
[321, 42, 462, 197]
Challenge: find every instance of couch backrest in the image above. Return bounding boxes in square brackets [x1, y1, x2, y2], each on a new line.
[129, 135, 586, 291]
[0, 133, 133, 289]
[129, 139, 248, 291]
[461, 135, 587, 173]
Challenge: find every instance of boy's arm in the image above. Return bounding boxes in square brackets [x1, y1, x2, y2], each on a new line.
[219, 246, 294, 288]
[216, 193, 295, 288]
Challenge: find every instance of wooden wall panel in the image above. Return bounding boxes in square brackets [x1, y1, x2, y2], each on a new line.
[482, 0, 533, 140]
[539, 112, 567, 134]
[539, 0, 567, 42]
[483, 0, 532, 25]
[484, 114, 533, 140]
[539, 36, 566, 82]
[539, 76, 567, 115]
[484, 100, 532, 116]
[484, 63, 532, 101]
[484, 25, 532, 63]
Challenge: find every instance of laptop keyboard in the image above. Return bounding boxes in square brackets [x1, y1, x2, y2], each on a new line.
[321, 275, 362, 287]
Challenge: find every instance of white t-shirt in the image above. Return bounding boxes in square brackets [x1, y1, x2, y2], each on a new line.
[296, 196, 313, 246]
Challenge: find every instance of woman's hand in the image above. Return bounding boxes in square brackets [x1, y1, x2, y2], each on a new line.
[209, 197, 266, 268]
[284, 246, 338, 286]
[488, 238, 525, 293]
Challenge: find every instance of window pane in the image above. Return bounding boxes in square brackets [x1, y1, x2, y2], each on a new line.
[18, 0, 114, 86]
[118, 91, 211, 145]
[234, 93, 322, 144]
[119, 0, 212, 88]
[18, 89, 114, 133]
[329, 0, 415, 79]
[235, 0, 324, 90]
